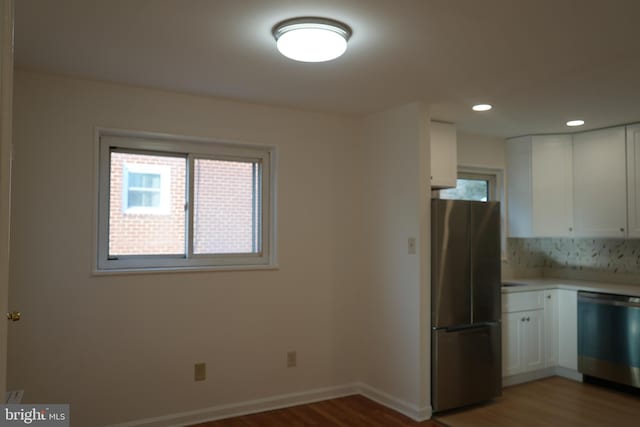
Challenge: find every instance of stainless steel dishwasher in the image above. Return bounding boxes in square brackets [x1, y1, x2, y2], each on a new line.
[578, 291, 640, 388]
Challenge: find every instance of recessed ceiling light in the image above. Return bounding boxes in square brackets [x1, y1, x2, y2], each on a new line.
[566, 120, 585, 127]
[472, 104, 492, 112]
[273, 17, 352, 62]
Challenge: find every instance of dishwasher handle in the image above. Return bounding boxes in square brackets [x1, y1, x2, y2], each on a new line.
[578, 291, 640, 308]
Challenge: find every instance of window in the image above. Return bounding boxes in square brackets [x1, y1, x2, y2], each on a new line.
[97, 131, 276, 272]
[121, 161, 171, 214]
[439, 172, 497, 201]
[436, 167, 506, 258]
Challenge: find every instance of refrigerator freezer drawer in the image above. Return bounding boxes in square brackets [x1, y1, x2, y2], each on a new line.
[432, 323, 502, 412]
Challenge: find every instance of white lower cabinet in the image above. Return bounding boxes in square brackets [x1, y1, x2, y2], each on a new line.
[502, 309, 545, 376]
[503, 288, 579, 382]
[502, 291, 545, 376]
[521, 309, 545, 371]
[502, 312, 523, 376]
[557, 289, 578, 370]
[544, 290, 559, 367]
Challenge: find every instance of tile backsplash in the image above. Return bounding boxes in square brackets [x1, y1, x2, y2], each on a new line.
[507, 238, 640, 275]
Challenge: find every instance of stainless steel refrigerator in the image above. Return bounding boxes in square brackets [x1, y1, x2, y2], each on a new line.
[431, 199, 502, 412]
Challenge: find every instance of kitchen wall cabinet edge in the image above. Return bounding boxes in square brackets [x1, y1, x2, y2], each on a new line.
[573, 126, 627, 238]
[430, 121, 457, 189]
[506, 135, 573, 237]
[626, 123, 640, 238]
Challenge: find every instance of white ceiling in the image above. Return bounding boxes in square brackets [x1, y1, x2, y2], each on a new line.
[14, 0, 640, 137]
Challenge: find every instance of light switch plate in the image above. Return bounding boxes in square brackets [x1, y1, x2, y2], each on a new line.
[194, 363, 206, 381]
[287, 351, 297, 368]
[408, 237, 416, 254]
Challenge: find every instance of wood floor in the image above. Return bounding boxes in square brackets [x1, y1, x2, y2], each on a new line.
[189, 395, 441, 427]
[435, 376, 640, 427]
[190, 376, 640, 427]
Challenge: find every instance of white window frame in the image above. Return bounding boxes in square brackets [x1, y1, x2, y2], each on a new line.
[122, 163, 171, 215]
[437, 171, 497, 202]
[95, 128, 277, 273]
[435, 167, 506, 258]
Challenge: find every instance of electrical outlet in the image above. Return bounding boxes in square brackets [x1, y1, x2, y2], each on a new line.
[408, 237, 416, 255]
[194, 362, 206, 381]
[287, 351, 297, 368]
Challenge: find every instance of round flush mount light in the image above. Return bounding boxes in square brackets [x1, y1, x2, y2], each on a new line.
[472, 104, 493, 112]
[273, 17, 352, 62]
[566, 119, 585, 127]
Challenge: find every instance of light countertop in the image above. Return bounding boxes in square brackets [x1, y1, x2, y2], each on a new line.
[502, 277, 640, 297]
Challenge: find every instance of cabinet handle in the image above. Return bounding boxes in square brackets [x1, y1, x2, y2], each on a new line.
[521, 317, 526, 322]
[569, 227, 573, 232]
[547, 295, 551, 299]
[621, 227, 625, 232]
[526, 317, 530, 322]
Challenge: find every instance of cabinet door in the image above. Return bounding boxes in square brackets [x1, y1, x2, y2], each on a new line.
[522, 310, 545, 372]
[532, 136, 573, 237]
[430, 122, 457, 189]
[506, 136, 533, 237]
[558, 290, 578, 370]
[543, 290, 559, 367]
[627, 124, 640, 238]
[502, 312, 524, 376]
[573, 127, 627, 237]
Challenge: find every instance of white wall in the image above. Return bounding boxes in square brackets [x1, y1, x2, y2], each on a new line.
[457, 131, 505, 170]
[357, 103, 431, 418]
[9, 71, 361, 426]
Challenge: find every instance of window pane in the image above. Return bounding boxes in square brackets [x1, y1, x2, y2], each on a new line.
[128, 190, 161, 208]
[193, 158, 261, 254]
[109, 152, 186, 256]
[440, 178, 489, 201]
[129, 172, 161, 189]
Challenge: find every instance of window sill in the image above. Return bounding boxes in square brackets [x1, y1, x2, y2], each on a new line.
[92, 263, 280, 277]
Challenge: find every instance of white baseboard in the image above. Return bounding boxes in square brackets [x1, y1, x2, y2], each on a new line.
[109, 382, 432, 427]
[503, 366, 583, 387]
[554, 366, 583, 382]
[503, 367, 556, 387]
[109, 384, 358, 427]
[356, 382, 432, 422]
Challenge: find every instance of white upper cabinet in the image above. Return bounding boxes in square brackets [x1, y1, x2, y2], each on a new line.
[626, 124, 640, 238]
[506, 136, 532, 237]
[506, 135, 573, 237]
[430, 121, 457, 189]
[532, 136, 573, 236]
[573, 126, 627, 238]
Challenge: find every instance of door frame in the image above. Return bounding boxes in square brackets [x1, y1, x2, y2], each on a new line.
[0, 0, 14, 399]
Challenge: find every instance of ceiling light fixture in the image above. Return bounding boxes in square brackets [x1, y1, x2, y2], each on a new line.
[273, 17, 352, 62]
[472, 104, 493, 112]
[566, 119, 585, 127]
